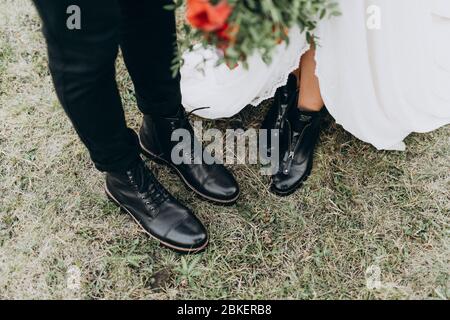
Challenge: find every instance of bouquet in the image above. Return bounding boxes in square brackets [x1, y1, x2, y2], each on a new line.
[169, 0, 339, 72]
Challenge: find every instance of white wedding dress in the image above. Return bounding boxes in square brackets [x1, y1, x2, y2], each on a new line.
[180, 0, 450, 151]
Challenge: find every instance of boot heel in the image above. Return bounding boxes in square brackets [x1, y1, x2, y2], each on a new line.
[139, 141, 170, 166]
[105, 187, 121, 208]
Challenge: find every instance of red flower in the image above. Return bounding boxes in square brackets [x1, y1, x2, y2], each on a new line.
[216, 23, 231, 41]
[186, 0, 232, 32]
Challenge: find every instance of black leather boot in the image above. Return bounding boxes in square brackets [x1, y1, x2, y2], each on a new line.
[139, 108, 240, 204]
[105, 160, 208, 253]
[261, 73, 298, 156]
[270, 106, 322, 197]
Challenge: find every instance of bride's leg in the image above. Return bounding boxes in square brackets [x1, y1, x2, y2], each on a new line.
[296, 44, 324, 111]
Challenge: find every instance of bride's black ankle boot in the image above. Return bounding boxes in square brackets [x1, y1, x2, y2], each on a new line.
[270, 106, 322, 197]
[261, 73, 298, 155]
[105, 160, 208, 253]
[139, 107, 240, 204]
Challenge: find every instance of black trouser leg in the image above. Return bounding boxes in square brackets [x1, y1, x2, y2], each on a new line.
[33, 0, 140, 172]
[118, 0, 181, 116]
[33, 0, 181, 172]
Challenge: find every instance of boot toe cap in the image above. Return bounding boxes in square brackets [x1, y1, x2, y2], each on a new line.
[270, 173, 303, 196]
[271, 175, 293, 192]
[204, 173, 240, 203]
[166, 216, 208, 250]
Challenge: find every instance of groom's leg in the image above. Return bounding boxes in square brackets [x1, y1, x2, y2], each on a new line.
[32, 0, 210, 253]
[33, 0, 140, 172]
[118, 0, 181, 116]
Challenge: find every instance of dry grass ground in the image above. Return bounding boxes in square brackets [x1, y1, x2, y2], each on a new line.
[0, 0, 449, 300]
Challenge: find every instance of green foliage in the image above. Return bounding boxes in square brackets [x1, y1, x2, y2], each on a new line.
[171, 0, 340, 74]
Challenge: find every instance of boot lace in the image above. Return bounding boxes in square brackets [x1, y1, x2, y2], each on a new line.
[168, 107, 210, 164]
[126, 165, 169, 213]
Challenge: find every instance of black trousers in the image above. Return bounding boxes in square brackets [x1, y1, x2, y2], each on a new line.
[33, 0, 181, 172]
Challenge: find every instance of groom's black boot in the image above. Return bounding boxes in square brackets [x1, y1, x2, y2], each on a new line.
[106, 159, 208, 253]
[139, 108, 240, 204]
[270, 106, 322, 197]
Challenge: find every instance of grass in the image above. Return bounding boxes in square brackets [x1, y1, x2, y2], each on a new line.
[0, 0, 449, 300]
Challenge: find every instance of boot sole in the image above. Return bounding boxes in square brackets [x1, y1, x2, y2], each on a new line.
[105, 185, 208, 254]
[139, 139, 240, 206]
